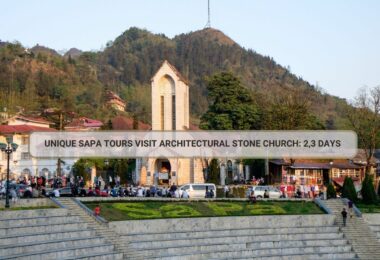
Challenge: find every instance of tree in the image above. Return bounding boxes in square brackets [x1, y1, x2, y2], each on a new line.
[200, 72, 260, 130]
[342, 177, 358, 202]
[361, 174, 378, 204]
[111, 159, 130, 184]
[347, 86, 380, 174]
[327, 183, 337, 199]
[72, 158, 106, 183]
[132, 113, 139, 130]
[263, 93, 325, 130]
[207, 159, 220, 184]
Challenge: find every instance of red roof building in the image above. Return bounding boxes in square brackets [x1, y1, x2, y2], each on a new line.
[65, 117, 103, 131]
[0, 125, 56, 134]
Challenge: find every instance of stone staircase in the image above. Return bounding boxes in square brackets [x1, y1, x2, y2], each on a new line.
[55, 198, 143, 260]
[324, 199, 380, 260]
[113, 215, 358, 260]
[363, 214, 380, 243]
[0, 207, 123, 259]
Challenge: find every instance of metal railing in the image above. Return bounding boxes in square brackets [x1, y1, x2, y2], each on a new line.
[49, 197, 66, 208]
[342, 198, 362, 217]
[314, 197, 333, 214]
[73, 198, 108, 224]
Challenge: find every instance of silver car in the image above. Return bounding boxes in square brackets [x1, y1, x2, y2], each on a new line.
[246, 186, 282, 199]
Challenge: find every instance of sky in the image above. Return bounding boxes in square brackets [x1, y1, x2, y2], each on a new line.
[1, 0, 380, 100]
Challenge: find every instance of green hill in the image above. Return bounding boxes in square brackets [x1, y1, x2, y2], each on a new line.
[0, 27, 351, 129]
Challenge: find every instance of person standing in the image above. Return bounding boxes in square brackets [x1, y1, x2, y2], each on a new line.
[182, 189, 190, 199]
[341, 208, 348, 227]
[10, 188, 18, 204]
[264, 189, 269, 199]
[94, 205, 101, 216]
[224, 185, 229, 198]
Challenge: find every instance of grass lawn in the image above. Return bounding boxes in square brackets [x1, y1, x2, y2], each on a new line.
[85, 201, 324, 221]
[0, 205, 58, 211]
[356, 202, 380, 213]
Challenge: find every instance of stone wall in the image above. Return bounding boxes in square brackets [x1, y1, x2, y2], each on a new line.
[363, 213, 380, 225]
[0, 198, 55, 208]
[109, 214, 335, 234]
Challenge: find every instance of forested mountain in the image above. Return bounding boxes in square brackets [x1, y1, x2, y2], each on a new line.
[0, 27, 351, 129]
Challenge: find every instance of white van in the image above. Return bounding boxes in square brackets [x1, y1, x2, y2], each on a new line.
[179, 183, 217, 199]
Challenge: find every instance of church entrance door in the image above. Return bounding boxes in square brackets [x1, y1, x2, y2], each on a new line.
[155, 159, 171, 185]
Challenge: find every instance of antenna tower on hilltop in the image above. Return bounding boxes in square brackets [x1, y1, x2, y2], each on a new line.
[205, 0, 211, 28]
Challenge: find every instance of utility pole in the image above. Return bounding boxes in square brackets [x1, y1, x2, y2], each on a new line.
[205, 0, 211, 28]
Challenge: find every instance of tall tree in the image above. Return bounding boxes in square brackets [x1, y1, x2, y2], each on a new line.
[200, 72, 260, 130]
[346, 86, 380, 175]
[263, 93, 325, 130]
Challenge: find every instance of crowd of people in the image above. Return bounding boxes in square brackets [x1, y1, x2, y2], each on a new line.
[279, 184, 324, 199]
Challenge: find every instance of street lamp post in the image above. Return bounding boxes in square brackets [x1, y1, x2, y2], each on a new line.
[0, 137, 18, 208]
[104, 159, 110, 185]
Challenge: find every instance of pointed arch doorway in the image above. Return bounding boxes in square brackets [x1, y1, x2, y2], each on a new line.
[155, 158, 172, 185]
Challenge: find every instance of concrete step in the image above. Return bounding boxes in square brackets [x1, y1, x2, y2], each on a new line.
[149, 245, 353, 259]
[61, 252, 124, 260]
[1, 243, 116, 260]
[131, 234, 346, 250]
[0, 208, 68, 219]
[369, 225, 380, 232]
[0, 229, 95, 246]
[0, 214, 81, 228]
[214, 252, 358, 260]
[0, 236, 108, 256]
[0, 221, 88, 236]
[123, 226, 340, 242]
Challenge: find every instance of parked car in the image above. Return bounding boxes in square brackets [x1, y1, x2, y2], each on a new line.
[246, 186, 282, 199]
[179, 183, 217, 198]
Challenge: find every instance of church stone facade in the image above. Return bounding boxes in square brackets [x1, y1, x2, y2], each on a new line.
[135, 61, 205, 186]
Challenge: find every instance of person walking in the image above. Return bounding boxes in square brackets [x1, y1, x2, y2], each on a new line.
[341, 208, 348, 227]
[348, 199, 354, 218]
[94, 205, 101, 216]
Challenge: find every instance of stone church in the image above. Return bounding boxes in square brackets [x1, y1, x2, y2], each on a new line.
[135, 61, 206, 186]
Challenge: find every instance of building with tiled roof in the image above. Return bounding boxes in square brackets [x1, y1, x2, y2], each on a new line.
[269, 156, 369, 191]
[105, 90, 126, 112]
[65, 117, 104, 131]
[0, 125, 75, 180]
[3, 115, 52, 128]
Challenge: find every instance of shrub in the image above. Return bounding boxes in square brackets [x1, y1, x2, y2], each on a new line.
[327, 183, 337, 199]
[230, 186, 247, 198]
[361, 174, 378, 204]
[342, 177, 358, 202]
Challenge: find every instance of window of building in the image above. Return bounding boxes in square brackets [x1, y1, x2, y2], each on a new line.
[160, 95, 164, 130]
[172, 95, 176, 130]
[21, 152, 30, 160]
[21, 136, 29, 145]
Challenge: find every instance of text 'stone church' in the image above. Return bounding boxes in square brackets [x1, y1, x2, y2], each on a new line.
[135, 61, 205, 185]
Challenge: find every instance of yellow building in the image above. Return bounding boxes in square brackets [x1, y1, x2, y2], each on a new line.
[135, 61, 205, 186]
